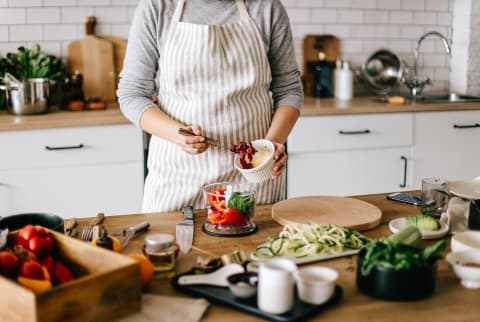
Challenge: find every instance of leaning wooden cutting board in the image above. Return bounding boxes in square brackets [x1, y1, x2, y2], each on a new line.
[272, 196, 382, 231]
[68, 17, 117, 102]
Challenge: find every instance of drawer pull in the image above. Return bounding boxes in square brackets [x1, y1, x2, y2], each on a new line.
[453, 123, 480, 129]
[400, 156, 408, 188]
[45, 144, 84, 151]
[338, 129, 371, 135]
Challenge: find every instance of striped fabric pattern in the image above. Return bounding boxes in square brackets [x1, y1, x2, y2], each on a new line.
[143, 0, 285, 212]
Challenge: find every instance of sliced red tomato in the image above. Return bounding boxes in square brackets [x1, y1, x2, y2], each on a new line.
[208, 188, 227, 212]
[207, 208, 225, 225]
[222, 208, 248, 227]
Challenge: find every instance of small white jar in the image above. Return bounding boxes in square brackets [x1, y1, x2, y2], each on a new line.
[334, 59, 354, 101]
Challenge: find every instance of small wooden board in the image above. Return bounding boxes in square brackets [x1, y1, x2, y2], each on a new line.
[272, 196, 382, 231]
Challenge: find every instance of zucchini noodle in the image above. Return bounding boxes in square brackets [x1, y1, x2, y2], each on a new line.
[254, 223, 370, 259]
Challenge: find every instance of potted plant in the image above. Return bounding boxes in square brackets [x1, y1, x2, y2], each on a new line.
[0, 44, 68, 115]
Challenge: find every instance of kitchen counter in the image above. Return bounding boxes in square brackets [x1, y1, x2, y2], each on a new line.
[2, 97, 480, 131]
[77, 193, 478, 322]
[0, 102, 129, 131]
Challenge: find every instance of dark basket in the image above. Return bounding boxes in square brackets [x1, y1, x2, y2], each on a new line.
[0, 213, 64, 233]
[356, 247, 438, 301]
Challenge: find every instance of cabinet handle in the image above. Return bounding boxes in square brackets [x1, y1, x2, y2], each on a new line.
[453, 123, 480, 129]
[45, 144, 84, 151]
[338, 129, 371, 135]
[400, 156, 408, 188]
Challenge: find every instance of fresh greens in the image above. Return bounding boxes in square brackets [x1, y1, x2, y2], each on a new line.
[254, 223, 370, 259]
[227, 192, 255, 218]
[0, 44, 67, 81]
[360, 226, 447, 276]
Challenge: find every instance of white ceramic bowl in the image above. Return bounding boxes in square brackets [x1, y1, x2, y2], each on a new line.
[446, 250, 480, 289]
[296, 266, 338, 305]
[451, 231, 480, 253]
[234, 139, 275, 183]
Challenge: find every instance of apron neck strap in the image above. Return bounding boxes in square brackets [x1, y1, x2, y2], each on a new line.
[172, 0, 250, 23]
[172, 0, 186, 22]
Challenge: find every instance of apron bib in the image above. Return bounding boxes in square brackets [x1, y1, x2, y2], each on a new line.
[143, 0, 285, 212]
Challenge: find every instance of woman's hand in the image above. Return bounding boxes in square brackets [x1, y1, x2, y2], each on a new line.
[271, 141, 288, 178]
[178, 125, 210, 155]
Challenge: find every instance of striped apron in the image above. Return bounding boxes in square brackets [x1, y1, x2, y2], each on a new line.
[142, 0, 286, 212]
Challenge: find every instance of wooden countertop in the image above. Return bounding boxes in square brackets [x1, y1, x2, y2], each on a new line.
[0, 103, 129, 131]
[301, 96, 480, 116]
[2, 97, 480, 131]
[76, 193, 477, 322]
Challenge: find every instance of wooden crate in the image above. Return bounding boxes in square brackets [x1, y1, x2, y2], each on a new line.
[0, 230, 142, 322]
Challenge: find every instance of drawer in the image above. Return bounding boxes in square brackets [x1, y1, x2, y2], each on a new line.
[0, 124, 143, 170]
[288, 113, 413, 153]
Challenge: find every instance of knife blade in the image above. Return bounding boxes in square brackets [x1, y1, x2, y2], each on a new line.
[176, 205, 194, 254]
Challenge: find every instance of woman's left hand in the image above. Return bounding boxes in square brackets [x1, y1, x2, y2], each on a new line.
[271, 142, 288, 178]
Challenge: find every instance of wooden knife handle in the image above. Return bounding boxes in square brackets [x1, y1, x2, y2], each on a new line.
[86, 16, 96, 36]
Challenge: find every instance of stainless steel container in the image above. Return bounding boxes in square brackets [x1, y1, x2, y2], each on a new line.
[0, 78, 51, 115]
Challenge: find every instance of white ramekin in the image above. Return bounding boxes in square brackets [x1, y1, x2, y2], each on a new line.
[234, 139, 275, 183]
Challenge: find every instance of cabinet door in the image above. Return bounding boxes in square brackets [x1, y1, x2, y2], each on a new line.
[287, 148, 411, 198]
[412, 111, 480, 186]
[0, 162, 143, 218]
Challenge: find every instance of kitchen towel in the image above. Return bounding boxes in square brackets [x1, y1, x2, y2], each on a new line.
[440, 196, 470, 232]
[118, 294, 209, 322]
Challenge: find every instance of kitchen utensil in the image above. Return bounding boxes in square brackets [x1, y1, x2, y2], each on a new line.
[178, 128, 231, 150]
[0, 75, 51, 115]
[451, 231, 480, 252]
[80, 212, 105, 241]
[361, 49, 403, 95]
[111, 221, 150, 249]
[227, 272, 258, 299]
[64, 218, 78, 237]
[446, 250, 480, 289]
[271, 196, 382, 231]
[0, 212, 64, 233]
[296, 266, 338, 305]
[178, 263, 244, 287]
[234, 139, 275, 183]
[176, 205, 194, 253]
[68, 16, 116, 102]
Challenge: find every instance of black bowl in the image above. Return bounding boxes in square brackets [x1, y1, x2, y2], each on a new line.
[0, 213, 64, 233]
[356, 247, 438, 301]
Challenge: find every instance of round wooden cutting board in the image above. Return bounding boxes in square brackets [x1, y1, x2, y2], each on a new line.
[271, 196, 382, 231]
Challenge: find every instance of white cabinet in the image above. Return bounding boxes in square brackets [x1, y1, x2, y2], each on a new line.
[287, 113, 414, 197]
[0, 124, 144, 218]
[412, 110, 480, 187]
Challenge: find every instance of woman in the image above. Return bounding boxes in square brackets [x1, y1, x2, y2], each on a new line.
[118, 0, 303, 212]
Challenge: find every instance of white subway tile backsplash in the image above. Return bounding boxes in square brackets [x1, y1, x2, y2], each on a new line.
[44, 0, 76, 6]
[10, 25, 42, 41]
[292, 24, 324, 38]
[390, 11, 413, 24]
[426, 0, 449, 12]
[94, 7, 129, 24]
[0, 8, 25, 25]
[0, 0, 7, 7]
[403, 0, 426, 10]
[311, 9, 337, 23]
[376, 25, 400, 38]
[0, 42, 27, 53]
[0, 26, 8, 41]
[44, 24, 76, 40]
[413, 12, 437, 25]
[323, 24, 351, 38]
[61, 8, 94, 23]
[27, 41, 61, 56]
[9, 0, 42, 7]
[27, 8, 60, 24]
[364, 10, 389, 24]
[286, 8, 311, 23]
[352, 25, 376, 38]
[338, 10, 363, 24]
[388, 39, 413, 53]
[341, 39, 363, 53]
[111, 23, 131, 38]
[297, 0, 325, 8]
[77, 0, 110, 7]
[437, 13, 452, 26]
[377, 0, 401, 10]
[110, 0, 141, 6]
[400, 25, 425, 39]
[325, 0, 351, 8]
[350, 0, 376, 9]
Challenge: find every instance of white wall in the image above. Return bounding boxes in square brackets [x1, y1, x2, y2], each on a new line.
[0, 0, 454, 92]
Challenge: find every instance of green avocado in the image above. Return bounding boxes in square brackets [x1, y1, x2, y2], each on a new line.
[405, 214, 440, 231]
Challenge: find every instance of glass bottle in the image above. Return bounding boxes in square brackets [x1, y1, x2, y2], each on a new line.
[313, 52, 333, 98]
[144, 233, 176, 279]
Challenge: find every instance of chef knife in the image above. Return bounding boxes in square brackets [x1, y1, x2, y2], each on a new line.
[176, 205, 194, 254]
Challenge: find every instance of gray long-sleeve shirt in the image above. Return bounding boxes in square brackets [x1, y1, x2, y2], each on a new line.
[117, 0, 303, 127]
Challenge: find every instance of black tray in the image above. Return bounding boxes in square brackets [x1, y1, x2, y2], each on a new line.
[171, 275, 342, 322]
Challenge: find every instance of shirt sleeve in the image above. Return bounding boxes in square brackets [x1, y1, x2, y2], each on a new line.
[117, 0, 160, 127]
[268, 0, 303, 113]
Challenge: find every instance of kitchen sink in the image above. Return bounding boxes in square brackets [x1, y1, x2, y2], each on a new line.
[416, 93, 480, 103]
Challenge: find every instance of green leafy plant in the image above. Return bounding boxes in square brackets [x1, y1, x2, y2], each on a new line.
[0, 44, 67, 81]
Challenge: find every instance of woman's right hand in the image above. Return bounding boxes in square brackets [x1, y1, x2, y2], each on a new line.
[177, 125, 210, 155]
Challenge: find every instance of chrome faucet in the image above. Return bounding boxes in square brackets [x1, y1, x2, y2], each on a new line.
[401, 31, 451, 97]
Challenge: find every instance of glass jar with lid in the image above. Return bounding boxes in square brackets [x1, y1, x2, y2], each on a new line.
[144, 233, 176, 279]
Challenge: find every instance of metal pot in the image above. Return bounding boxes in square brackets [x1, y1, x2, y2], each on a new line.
[361, 49, 403, 95]
[0, 77, 51, 115]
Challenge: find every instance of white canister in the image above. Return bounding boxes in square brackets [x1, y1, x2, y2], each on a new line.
[257, 258, 297, 314]
[334, 60, 354, 101]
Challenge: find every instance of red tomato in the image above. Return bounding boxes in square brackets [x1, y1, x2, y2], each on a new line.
[14, 234, 29, 248]
[208, 189, 227, 212]
[43, 236, 55, 255]
[53, 261, 74, 284]
[17, 225, 38, 242]
[36, 227, 49, 238]
[41, 255, 54, 278]
[0, 250, 20, 278]
[29, 236, 47, 258]
[20, 261, 45, 280]
[207, 208, 225, 225]
[222, 208, 248, 227]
